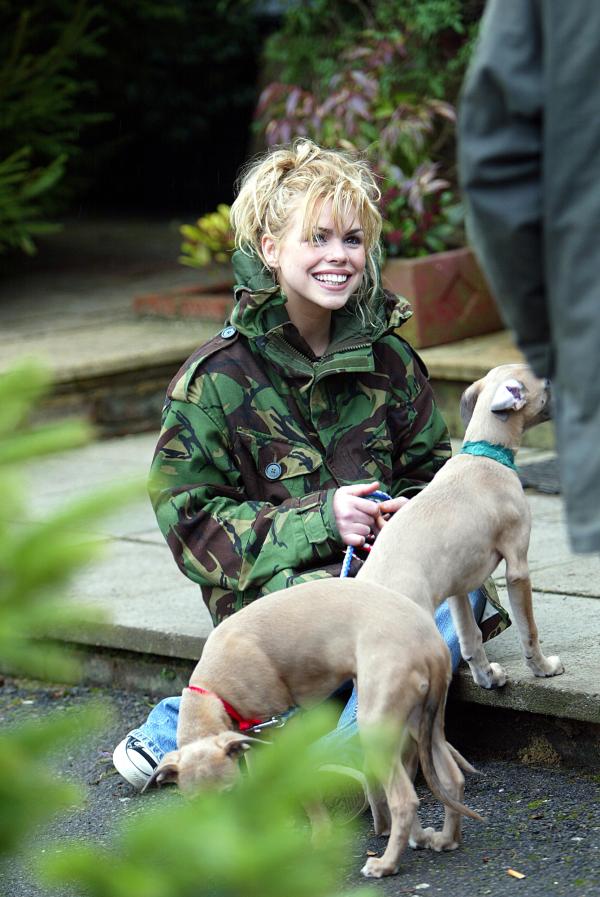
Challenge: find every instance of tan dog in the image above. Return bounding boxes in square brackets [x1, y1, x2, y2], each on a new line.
[359, 362, 564, 689]
[146, 580, 481, 878]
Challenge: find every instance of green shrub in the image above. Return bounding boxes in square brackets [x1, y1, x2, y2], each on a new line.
[0, 1, 105, 254]
[179, 203, 233, 269]
[0, 148, 64, 254]
[261, 0, 484, 102]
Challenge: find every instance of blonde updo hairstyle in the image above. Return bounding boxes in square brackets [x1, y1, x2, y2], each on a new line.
[230, 139, 383, 311]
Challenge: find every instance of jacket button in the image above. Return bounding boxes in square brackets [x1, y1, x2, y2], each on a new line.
[264, 462, 282, 480]
[220, 325, 237, 339]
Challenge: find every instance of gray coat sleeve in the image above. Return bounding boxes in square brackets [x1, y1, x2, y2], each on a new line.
[458, 0, 553, 378]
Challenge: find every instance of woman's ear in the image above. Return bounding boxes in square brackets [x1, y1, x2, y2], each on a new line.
[261, 233, 278, 268]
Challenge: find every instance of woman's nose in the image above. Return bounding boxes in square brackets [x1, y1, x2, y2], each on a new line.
[325, 238, 347, 261]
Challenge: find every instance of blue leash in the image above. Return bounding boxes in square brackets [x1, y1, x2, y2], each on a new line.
[340, 490, 391, 578]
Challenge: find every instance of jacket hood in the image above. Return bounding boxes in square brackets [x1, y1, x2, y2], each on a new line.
[230, 249, 412, 346]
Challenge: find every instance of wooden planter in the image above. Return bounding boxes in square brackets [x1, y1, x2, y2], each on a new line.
[382, 247, 503, 349]
[133, 281, 233, 322]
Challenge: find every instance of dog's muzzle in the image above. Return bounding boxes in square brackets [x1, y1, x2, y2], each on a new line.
[542, 379, 553, 421]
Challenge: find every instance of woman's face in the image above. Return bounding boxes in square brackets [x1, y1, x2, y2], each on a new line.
[261, 197, 366, 321]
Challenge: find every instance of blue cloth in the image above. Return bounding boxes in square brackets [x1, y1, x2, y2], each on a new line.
[128, 588, 487, 761]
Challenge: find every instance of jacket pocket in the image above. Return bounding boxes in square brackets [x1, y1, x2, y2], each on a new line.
[235, 428, 324, 500]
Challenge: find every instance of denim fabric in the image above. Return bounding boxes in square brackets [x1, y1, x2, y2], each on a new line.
[129, 589, 487, 762]
[129, 693, 180, 758]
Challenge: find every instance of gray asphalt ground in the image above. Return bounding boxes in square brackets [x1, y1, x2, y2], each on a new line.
[2, 675, 600, 897]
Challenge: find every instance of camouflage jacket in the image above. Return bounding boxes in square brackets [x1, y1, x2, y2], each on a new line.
[149, 251, 452, 625]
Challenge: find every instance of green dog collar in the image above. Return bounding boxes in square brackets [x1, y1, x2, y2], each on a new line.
[460, 440, 517, 471]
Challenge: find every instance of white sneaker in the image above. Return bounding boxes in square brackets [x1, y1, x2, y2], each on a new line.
[113, 735, 160, 791]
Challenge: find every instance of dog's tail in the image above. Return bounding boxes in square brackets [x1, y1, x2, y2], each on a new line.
[448, 742, 481, 777]
[417, 685, 483, 822]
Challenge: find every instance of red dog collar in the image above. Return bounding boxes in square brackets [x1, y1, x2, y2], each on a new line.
[186, 685, 264, 732]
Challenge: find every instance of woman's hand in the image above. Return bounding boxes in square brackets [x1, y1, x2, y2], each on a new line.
[332, 481, 386, 547]
[372, 496, 411, 533]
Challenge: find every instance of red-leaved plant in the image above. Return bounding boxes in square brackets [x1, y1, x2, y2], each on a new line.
[255, 30, 465, 258]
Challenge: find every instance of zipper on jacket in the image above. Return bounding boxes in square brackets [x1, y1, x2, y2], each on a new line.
[322, 342, 371, 359]
[277, 335, 373, 362]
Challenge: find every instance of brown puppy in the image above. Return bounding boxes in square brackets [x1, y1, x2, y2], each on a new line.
[146, 580, 481, 879]
[360, 362, 564, 689]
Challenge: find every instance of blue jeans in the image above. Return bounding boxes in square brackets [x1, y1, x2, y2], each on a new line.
[129, 590, 486, 761]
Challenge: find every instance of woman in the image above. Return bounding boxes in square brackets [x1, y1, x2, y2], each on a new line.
[113, 140, 507, 809]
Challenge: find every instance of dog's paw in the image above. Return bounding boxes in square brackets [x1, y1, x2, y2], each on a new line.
[488, 662, 508, 687]
[410, 827, 459, 852]
[427, 831, 460, 853]
[472, 661, 507, 689]
[529, 654, 565, 678]
[361, 856, 399, 878]
[409, 826, 436, 850]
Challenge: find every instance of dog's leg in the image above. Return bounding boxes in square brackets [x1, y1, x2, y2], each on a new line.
[409, 741, 465, 852]
[447, 594, 507, 688]
[367, 782, 391, 836]
[358, 693, 418, 878]
[421, 737, 466, 852]
[504, 573, 564, 677]
[403, 739, 434, 850]
[361, 757, 419, 878]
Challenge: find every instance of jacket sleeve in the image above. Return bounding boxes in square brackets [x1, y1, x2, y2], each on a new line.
[458, 0, 553, 378]
[149, 398, 341, 593]
[388, 340, 452, 497]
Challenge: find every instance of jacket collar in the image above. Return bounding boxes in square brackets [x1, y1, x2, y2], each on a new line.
[229, 249, 413, 351]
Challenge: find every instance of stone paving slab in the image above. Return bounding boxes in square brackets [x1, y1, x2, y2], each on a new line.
[495, 493, 600, 596]
[49, 537, 211, 660]
[420, 329, 524, 380]
[453, 591, 600, 724]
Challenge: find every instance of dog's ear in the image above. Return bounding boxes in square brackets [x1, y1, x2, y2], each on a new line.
[142, 756, 180, 792]
[460, 378, 484, 426]
[490, 379, 526, 414]
[216, 732, 266, 758]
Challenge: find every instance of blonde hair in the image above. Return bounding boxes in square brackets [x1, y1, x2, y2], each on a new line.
[230, 139, 383, 308]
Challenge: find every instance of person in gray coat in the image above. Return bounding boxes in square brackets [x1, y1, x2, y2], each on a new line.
[458, 0, 600, 554]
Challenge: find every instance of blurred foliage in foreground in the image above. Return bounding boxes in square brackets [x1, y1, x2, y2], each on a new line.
[0, 361, 374, 897]
[40, 708, 375, 897]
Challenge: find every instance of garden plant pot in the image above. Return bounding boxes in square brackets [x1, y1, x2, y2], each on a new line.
[382, 247, 503, 349]
[133, 282, 234, 321]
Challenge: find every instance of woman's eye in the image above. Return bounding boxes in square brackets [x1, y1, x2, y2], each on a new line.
[345, 235, 362, 246]
[311, 232, 327, 245]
